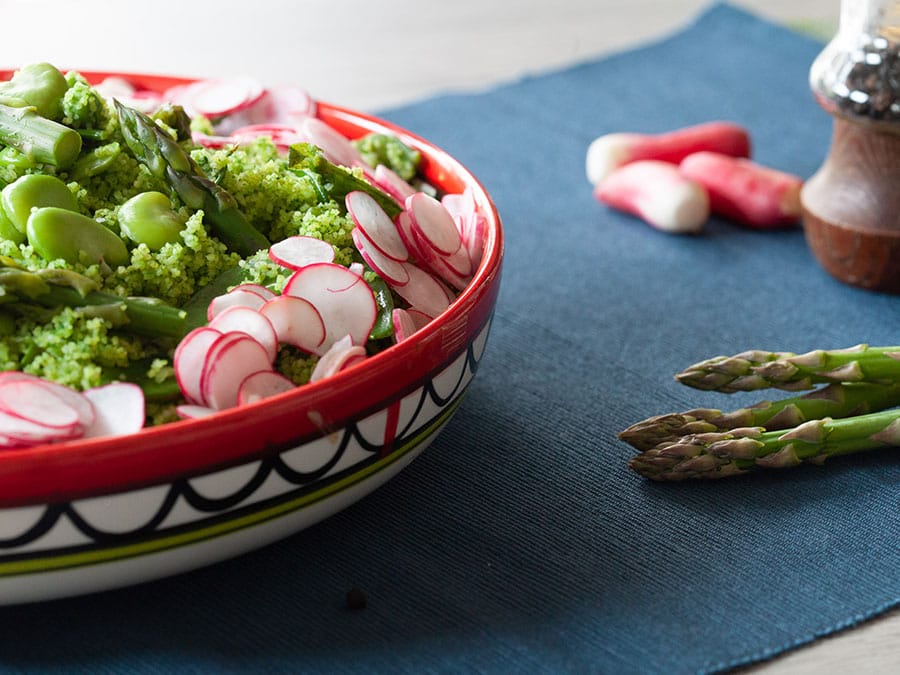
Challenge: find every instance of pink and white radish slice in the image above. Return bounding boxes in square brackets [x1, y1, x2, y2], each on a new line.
[174, 326, 224, 406]
[207, 305, 279, 363]
[351, 228, 410, 286]
[200, 333, 274, 410]
[207, 284, 276, 321]
[372, 165, 417, 203]
[345, 191, 408, 261]
[391, 262, 453, 318]
[282, 262, 377, 353]
[186, 77, 266, 119]
[300, 117, 363, 168]
[258, 294, 326, 353]
[309, 335, 367, 382]
[238, 370, 297, 405]
[82, 383, 146, 439]
[268, 235, 335, 270]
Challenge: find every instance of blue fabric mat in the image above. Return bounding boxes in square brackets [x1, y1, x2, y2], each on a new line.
[4, 3, 900, 673]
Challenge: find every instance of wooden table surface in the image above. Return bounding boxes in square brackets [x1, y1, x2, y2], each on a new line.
[4, 1, 898, 671]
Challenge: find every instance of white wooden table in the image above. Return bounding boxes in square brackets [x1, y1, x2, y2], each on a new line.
[4, 1, 897, 671]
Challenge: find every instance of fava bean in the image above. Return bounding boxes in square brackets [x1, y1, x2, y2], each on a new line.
[118, 191, 186, 251]
[27, 207, 129, 267]
[0, 205, 23, 244]
[1, 174, 78, 234]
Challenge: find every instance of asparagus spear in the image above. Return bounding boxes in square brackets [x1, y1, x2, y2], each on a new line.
[0, 256, 185, 339]
[114, 100, 270, 257]
[288, 142, 403, 218]
[629, 408, 900, 481]
[620, 382, 900, 451]
[675, 344, 900, 393]
[0, 102, 82, 168]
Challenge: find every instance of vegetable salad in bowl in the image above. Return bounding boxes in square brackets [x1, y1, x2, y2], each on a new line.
[0, 63, 486, 445]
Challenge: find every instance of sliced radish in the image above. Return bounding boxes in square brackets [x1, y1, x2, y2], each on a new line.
[191, 132, 236, 149]
[0, 371, 95, 428]
[352, 228, 410, 286]
[309, 335, 367, 382]
[82, 383, 145, 439]
[201, 333, 274, 410]
[391, 308, 417, 342]
[373, 165, 417, 203]
[282, 263, 377, 353]
[187, 77, 266, 119]
[406, 192, 463, 256]
[391, 263, 452, 318]
[176, 404, 219, 420]
[262, 84, 317, 125]
[238, 370, 296, 405]
[428, 254, 472, 292]
[346, 191, 408, 261]
[348, 261, 365, 277]
[462, 211, 486, 269]
[232, 123, 304, 151]
[0, 409, 81, 444]
[174, 326, 223, 405]
[407, 308, 434, 329]
[207, 284, 274, 321]
[0, 379, 80, 429]
[208, 305, 279, 363]
[300, 117, 363, 167]
[269, 235, 335, 270]
[259, 294, 326, 353]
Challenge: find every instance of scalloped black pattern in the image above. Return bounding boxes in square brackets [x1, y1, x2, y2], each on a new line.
[0, 319, 490, 569]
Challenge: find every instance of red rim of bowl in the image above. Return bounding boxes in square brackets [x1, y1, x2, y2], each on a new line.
[0, 71, 504, 507]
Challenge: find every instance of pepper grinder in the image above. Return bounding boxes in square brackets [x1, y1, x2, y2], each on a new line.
[802, 0, 900, 293]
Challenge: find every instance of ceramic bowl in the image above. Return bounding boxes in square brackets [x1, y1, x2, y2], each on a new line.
[0, 72, 503, 605]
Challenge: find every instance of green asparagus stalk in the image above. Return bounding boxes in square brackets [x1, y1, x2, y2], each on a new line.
[114, 100, 270, 257]
[675, 344, 900, 393]
[0, 257, 185, 339]
[0, 103, 82, 168]
[619, 382, 900, 451]
[288, 142, 403, 218]
[629, 408, 900, 481]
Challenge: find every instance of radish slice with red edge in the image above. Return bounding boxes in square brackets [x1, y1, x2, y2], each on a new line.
[0, 371, 95, 427]
[373, 165, 417, 203]
[174, 326, 223, 405]
[351, 228, 410, 286]
[269, 235, 335, 270]
[391, 262, 453, 318]
[259, 294, 326, 353]
[394, 210, 425, 262]
[232, 124, 303, 151]
[428, 254, 472, 292]
[282, 262, 377, 353]
[0, 378, 82, 429]
[207, 284, 274, 321]
[300, 117, 363, 167]
[406, 192, 463, 255]
[238, 370, 296, 405]
[391, 308, 417, 343]
[187, 77, 266, 119]
[309, 335, 367, 382]
[346, 191, 408, 261]
[207, 305, 279, 363]
[0, 409, 81, 444]
[191, 132, 235, 149]
[263, 84, 317, 125]
[201, 333, 274, 410]
[82, 383, 146, 439]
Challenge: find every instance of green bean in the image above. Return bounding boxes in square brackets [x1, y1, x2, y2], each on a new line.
[1, 174, 79, 235]
[27, 206, 129, 267]
[118, 191, 186, 251]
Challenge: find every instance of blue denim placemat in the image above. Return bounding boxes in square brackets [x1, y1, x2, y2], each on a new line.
[3, 3, 900, 674]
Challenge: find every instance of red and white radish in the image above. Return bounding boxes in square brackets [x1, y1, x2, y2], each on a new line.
[200, 333, 274, 410]
[282, 262, 377, 353]
[269, 235, 335, 270]
[585, 121, 751, 185]
[0, 378, 82, 429]
[406, 192, 463, 256]
[678, 151, 803, 228]
[0, 371, 95, 428]
[391, 308, 417, 343]
[185, 77, 266, 119]
[238, 370, 297, 405]
[261, 84, 317, 126]
[82, 383, 145, 438]
[231, 124, 304, 151]
[372, 165, 417, 203]
[309, 335, 367, 382]
[594, 160, 709, 234]
[176, 404, 219, 420]
[346, 191, 408, 261]
[174, 326, 223, 405]
[352, 227, 410, 286]
[391, 262, 453, 318]
[300, 117, 363, 167]
[208, 305, 279, 363]
[207, 284, 275, 321]
[258, 294, 326, 353]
